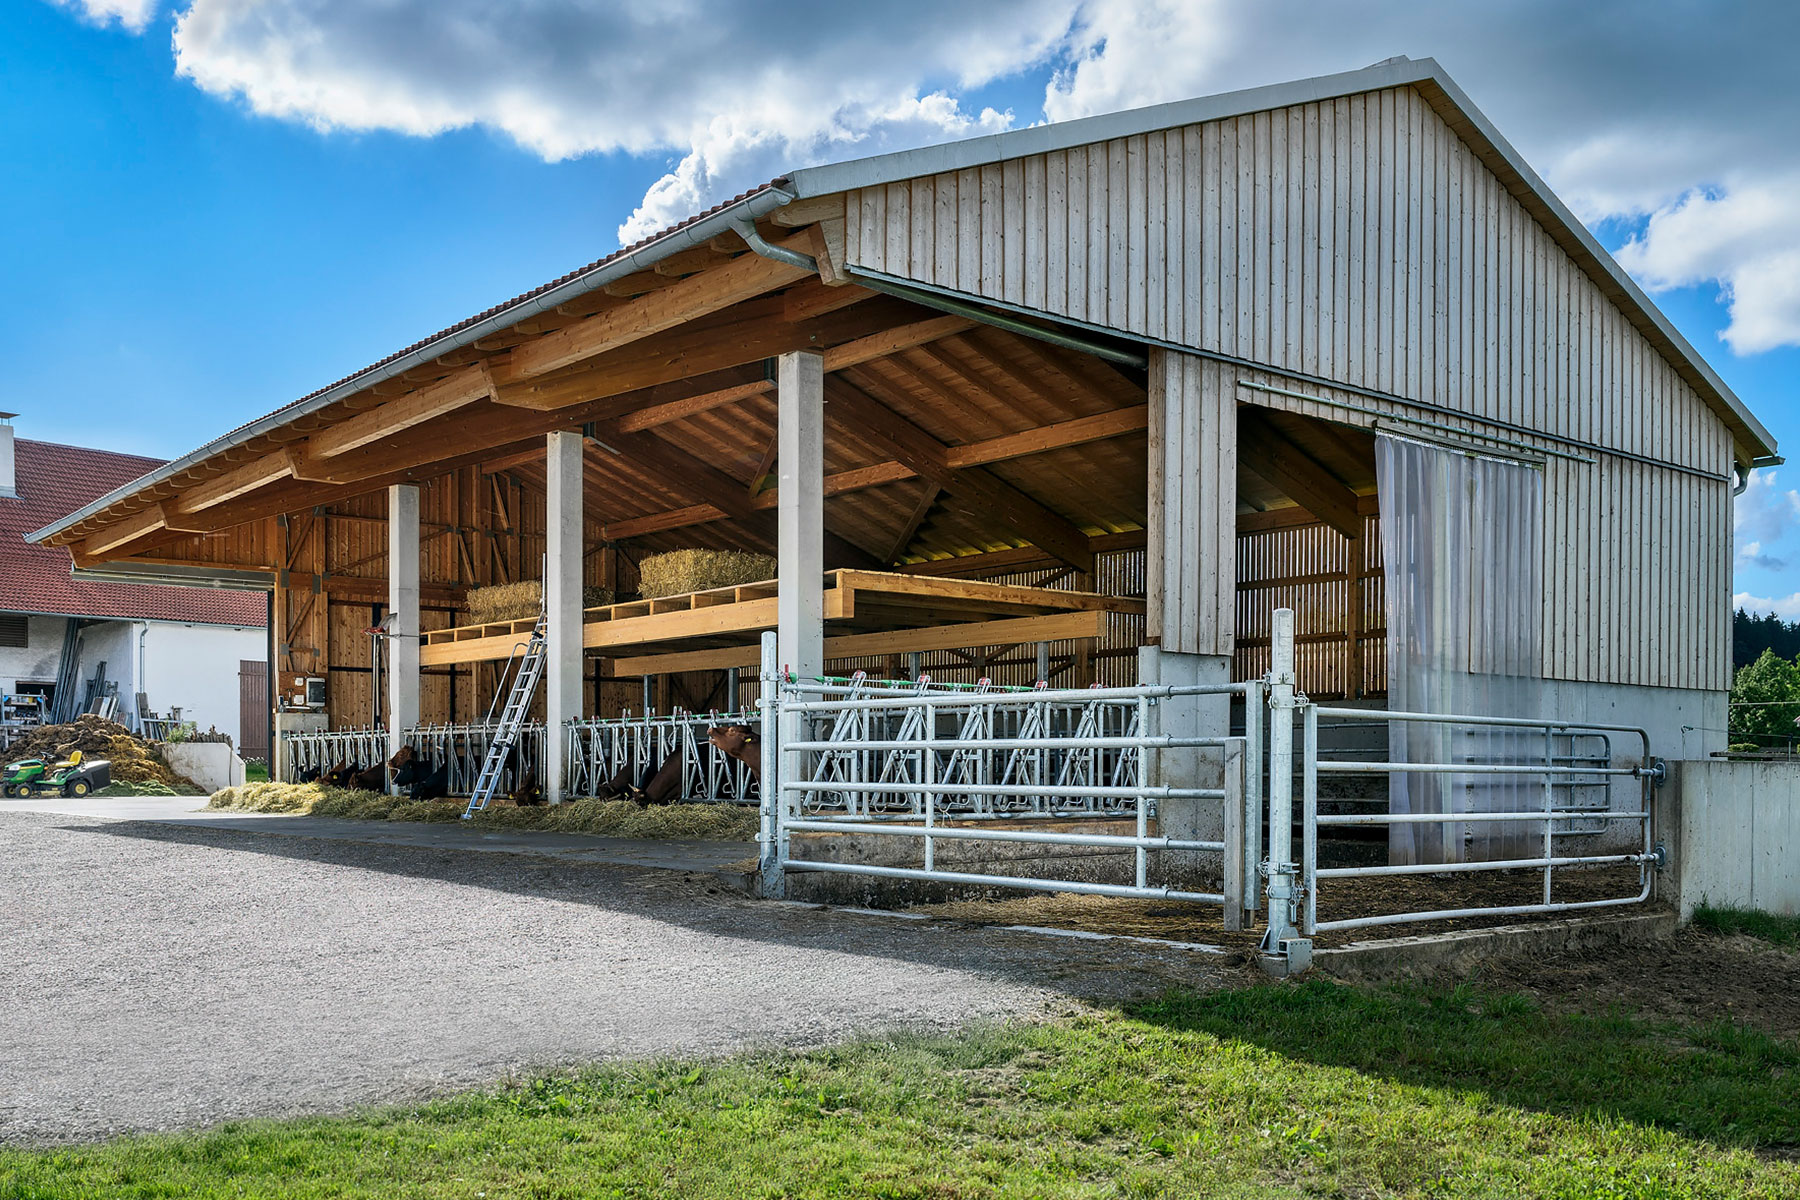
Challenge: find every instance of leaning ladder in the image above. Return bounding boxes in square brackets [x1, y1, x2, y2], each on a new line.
[462, 615, 548, 819]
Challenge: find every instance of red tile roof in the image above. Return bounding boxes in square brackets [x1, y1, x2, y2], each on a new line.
[2, 438, 267, 627]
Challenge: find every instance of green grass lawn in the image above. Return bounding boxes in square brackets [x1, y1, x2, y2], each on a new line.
[3, 979, 1795, 1199]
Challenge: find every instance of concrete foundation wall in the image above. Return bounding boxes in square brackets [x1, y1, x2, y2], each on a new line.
[161, 742, 245, 794]
[1657, 759, 1800, 919]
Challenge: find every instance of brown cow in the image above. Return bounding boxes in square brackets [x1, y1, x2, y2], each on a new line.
[321, 760, 353, 786]
[349, 762, 387, 792]
[706, 724, 761, 779]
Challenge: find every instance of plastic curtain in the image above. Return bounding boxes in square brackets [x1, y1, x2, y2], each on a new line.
[1375, 435, 1544, 865]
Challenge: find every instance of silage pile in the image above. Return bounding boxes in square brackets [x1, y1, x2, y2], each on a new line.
[5, 715, 200, 789]
[464, 581, 617, 625]
[208, 782, 759, 841]
[637, 549, 777, 599]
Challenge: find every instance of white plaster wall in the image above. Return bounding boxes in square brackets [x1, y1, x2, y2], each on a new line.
[139, 622, 267, 746]
[74, 621, 141, 726]
[0, 615, 67, 691]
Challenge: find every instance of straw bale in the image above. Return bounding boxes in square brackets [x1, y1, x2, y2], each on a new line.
[637, 549, 776, 599]
[464, 581, 617, 624]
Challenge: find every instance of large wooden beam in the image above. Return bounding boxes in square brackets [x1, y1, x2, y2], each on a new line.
[308, 364, 496, 458]
[483, 295, 925, 412]
[1237, 409, 1362, 539]
[494, 241, 813, 384]
[177, 452, 297, 514]
[824, 381, 1095, 573]
[596, 407, 1145, 542]
[608, 610, 1107, 676]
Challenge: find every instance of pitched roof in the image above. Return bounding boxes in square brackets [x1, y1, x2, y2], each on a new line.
[1, 438, 267, 626]
[26, 56, 1777, 547]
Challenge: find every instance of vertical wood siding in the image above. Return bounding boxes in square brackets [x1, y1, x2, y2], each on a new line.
[1147, 351, 1236, 657]
[843, 85, 1735, 691]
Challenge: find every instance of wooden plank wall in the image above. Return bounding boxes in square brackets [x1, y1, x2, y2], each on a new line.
[1146, 351, 1236, 658]
[1235, 512, 1384, 699]
[842, 84, 1736, 692]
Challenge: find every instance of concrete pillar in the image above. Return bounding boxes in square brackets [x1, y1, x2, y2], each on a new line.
[544, 430, 584, 804]
[386, 484, 420, 764]
[777, 350, 825, 679]
[1139, 644, 1232, 881]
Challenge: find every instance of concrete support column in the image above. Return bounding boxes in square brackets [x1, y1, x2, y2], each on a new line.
[545, 430, 584, 804]
[777, 350, 825, 679]
[386, 483, 420, 765]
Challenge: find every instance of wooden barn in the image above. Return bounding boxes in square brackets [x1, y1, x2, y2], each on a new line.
[28, 56, 1777, 799]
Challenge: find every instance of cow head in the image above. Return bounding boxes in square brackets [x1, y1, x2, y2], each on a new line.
[707, 724, 757, 755]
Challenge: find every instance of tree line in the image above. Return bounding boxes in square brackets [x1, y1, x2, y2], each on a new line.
[1731, 608, 1800, 750]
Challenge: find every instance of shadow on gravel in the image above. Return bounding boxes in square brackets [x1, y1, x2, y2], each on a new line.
[62, 818, 1252, 1003]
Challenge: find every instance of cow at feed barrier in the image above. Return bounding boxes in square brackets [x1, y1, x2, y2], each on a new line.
[707, 724, 760, 780]
[389, 746, 449, 801]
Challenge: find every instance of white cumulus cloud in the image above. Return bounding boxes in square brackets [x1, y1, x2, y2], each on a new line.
[45, 0, 1800, 350]
[1734, 471, 1800, 547]
[49, 0, 157, 31]
[1735, 592, 1800, 622]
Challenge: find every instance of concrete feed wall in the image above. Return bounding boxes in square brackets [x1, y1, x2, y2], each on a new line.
[1661, 760, 1800, 918]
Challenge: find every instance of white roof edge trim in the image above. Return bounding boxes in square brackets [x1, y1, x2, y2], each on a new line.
[788, 56, 1441, 196]
[791, 55, 1775, 461]
[27, 185, 798, 546]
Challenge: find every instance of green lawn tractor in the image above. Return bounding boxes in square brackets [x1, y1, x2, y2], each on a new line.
[2, 751, 112, 798]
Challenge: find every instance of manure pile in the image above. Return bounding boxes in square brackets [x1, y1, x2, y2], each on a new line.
[5, 715, 199, 789]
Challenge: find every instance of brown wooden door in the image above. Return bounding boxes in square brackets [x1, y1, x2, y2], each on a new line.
[238, 659, 269, 764]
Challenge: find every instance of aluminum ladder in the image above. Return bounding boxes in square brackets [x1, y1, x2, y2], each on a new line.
[462, 615, 547, 819]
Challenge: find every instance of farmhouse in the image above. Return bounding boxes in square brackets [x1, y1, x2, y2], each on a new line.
[1, 416, 268, 755]
[25, 56, 1774, 832]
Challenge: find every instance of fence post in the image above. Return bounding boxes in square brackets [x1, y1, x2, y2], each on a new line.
[1261, 607, 1312, 974]
[757, 631, 784, 898]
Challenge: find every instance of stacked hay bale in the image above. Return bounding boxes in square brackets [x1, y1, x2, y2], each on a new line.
[637, 549, 777, 599]
[4, 714, 198, 789]
[463, 581, 616, 624]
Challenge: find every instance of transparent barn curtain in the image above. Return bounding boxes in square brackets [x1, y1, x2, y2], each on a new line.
[1375, 434, 1544, 865]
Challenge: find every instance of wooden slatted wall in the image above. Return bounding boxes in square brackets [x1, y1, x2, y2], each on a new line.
[1146, 351, 1237, 658]
[842, 84, 1737, 692]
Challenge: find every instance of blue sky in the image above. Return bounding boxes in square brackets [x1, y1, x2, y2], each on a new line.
[7, 1, 1800, 611]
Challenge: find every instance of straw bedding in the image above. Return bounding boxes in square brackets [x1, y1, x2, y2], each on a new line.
[637, 549, 777, 600]
[207, 783, 759, 840]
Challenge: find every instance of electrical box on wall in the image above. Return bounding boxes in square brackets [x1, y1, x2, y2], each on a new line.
[282, 673, 326, 709]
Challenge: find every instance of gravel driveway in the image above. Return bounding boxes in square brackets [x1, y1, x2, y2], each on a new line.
[0, 811, 1239, 1143]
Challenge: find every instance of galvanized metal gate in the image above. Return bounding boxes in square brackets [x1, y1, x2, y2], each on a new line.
[756, 634, 1259, 927]
[754, 609, 1662, 969]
